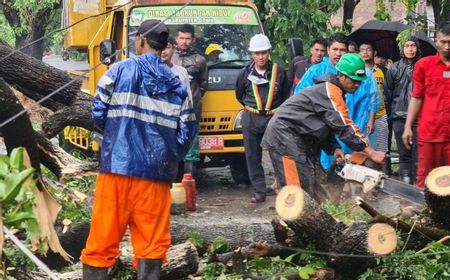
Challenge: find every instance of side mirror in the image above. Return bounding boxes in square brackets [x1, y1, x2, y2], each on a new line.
[100, 40, 116, 66]
[288, 38, 304, 60]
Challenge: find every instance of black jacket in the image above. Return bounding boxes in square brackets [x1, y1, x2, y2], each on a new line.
[384, 58, 416, 119]
[262, 74, 369, 155]
[384, 37, 421, 120]
[235, 61, 289, 112]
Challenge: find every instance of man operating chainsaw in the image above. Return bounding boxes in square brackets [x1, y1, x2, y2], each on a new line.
[262, 53, 385, 201]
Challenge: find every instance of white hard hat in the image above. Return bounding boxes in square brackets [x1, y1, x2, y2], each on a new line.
[248, 34, 272, 52]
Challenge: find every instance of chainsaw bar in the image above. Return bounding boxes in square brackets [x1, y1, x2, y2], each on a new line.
[380, 177, 425, 205]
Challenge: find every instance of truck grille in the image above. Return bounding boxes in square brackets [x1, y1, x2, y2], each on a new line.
[200, 115, 232, 131]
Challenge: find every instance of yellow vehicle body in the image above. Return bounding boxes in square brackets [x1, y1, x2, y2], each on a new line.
[63, 0, 263, 179]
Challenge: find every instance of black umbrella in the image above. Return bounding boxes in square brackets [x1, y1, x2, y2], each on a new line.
[349, 20, 436, 61]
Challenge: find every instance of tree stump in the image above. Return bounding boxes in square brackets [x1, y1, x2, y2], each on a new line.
[425, 166, 450, 228]
[276, 186, 397, 274]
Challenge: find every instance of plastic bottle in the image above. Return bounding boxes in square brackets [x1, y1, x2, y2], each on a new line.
[182, 173, 197, 211]
[170, 183, 186, 215]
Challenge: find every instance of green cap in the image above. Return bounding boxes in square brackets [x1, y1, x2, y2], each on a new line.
[336, 53, 367, 81]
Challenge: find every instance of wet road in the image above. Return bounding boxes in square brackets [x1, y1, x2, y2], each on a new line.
[43, 55, 89, 71]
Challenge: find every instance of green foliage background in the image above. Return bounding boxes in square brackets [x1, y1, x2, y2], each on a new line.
[254, 0, 344, 66]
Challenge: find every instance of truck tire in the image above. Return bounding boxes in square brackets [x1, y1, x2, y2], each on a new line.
[229, 154, 250, 185]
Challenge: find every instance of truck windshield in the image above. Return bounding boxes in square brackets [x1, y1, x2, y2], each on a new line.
[128, 5, 261, 66]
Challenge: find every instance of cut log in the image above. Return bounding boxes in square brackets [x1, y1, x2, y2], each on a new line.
[330, 222, 396, 271]
[160, 241, 199, 280]
[276, 186, 397, 274]
[425, 166, 450, 228]
[276, 185, 346, 252]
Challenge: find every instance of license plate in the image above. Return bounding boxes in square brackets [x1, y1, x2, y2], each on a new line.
[199, 136, 224, 150]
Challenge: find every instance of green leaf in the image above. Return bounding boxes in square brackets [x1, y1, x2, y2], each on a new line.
[284, 254, 294, 263]
[298, 266, 315, 279]
[9, 147, 25, 170]
[4, 211, 37, 225]
[0, 155, 9, 176]
[2, 168, 34, 204]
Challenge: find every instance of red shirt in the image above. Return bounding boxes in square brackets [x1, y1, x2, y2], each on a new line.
[412, 54, 450, 142]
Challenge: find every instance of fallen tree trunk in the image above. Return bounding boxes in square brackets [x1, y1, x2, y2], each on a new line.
[276, 186, 397, 274]
[41, 91, 97, 139]
[30, 242, 199, 280]
[0, 42, 80, 110]
[356, 196, 450, 241]
[0, 78, 41, 172]
[170, 217, 276, 250]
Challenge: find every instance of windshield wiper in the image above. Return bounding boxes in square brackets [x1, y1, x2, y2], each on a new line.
[208, 59, 251, 68]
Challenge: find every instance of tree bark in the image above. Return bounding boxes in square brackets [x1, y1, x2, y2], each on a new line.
[0, 78, 41, 172]
[424, 166, 450, 228]
[170, 217, 276, 250]
[342, 0, 360, 32]
[41, 91, 97, 139]
[431, 0, 450, 29]
[0, 2, 59, 60]
[35, 132, 98, 180]
[356, 196, 450, 242]
[0, 42, 80, 109]
[29, 242, 199, 280]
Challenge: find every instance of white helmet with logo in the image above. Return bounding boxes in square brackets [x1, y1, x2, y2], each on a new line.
[248, 34, 272, 52]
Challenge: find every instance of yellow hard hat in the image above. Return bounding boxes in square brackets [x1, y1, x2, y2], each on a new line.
[205, 43, 223, 55]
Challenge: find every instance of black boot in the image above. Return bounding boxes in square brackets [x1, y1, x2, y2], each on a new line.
[137, 259, 162, 280]
[82, 264, 108, 280]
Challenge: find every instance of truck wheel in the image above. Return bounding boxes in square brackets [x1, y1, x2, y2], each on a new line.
[229, 155, 250, 185]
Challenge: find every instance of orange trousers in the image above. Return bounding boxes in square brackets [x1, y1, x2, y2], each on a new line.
[80, 173, 171, 268]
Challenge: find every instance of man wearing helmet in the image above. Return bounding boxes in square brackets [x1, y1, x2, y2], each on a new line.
[235, 34, 289, 203]
[262, 53, 385, 202]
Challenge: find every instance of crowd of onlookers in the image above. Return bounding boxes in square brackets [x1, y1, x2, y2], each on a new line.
[237, 21, 450, 202]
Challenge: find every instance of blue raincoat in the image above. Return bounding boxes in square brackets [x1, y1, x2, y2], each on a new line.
[294, 56, 381, 170]
[92, 53, 197, 182]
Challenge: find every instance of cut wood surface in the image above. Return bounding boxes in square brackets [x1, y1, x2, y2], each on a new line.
[276, 185, 346, 252]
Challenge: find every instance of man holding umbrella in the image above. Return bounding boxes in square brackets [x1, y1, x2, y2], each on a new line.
[403, 21, 450, 188]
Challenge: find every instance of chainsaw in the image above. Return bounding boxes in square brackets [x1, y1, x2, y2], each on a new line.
[335, 152, 425, 205]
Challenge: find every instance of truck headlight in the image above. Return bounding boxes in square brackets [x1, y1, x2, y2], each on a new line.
[233, 110, 244, 130]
